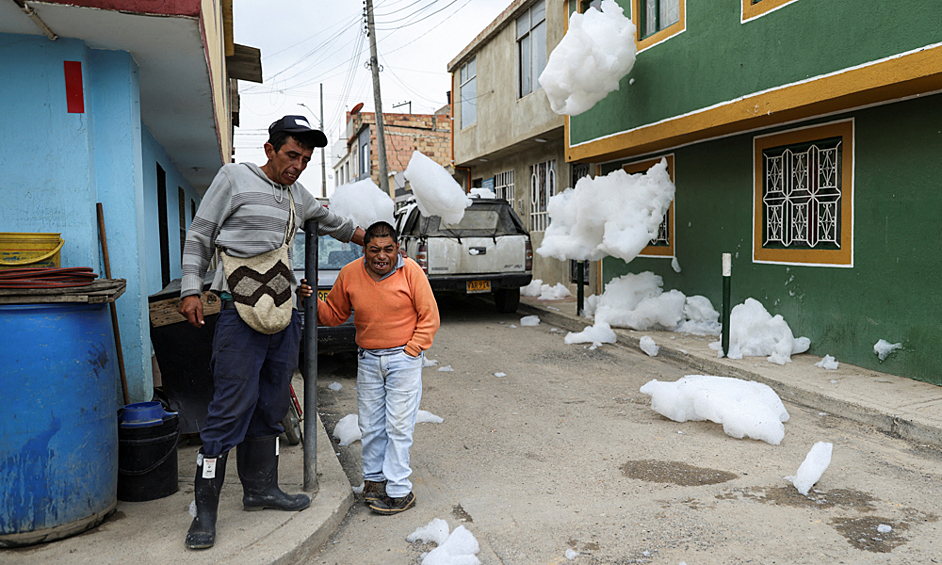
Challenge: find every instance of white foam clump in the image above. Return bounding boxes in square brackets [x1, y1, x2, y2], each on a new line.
[640, 375, 791, 445]
[728, 298, 810, 364]
[583, 294, 599, 318]
[329, 178, 395, 229]
[538, 0, 637, 116]
[786, 441, 833, 495]
[565, 322, 617, 346]
[587, 272, 720, 335]
[520, 315, 541, 326]
[565, 548, 580, 560]
[494, 372, 507, 378]
[328, 381, 343, 391]
[333, 414, 361, 446]
[639, 336, 659, 357]
[469, 187, 496, 199]
[404, 151, 471, 224]
[351, 483, 364, 494]
[521, 279, 572, 300]
[537, 160, 674, 264]
[877, 524, 893, 534]
[438, 365, 455, 372]
[417, 410, 444, 424]
[814, 355, 839, 370]
[873, 339, 903, 361]
[423, 357, 440, 367]
[407, 519, 481, 565]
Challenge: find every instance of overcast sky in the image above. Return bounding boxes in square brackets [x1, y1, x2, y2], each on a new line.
[232, 0, 511, 193]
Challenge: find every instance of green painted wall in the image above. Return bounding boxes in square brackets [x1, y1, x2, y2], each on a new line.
[601, 95, 942, 384]
[570, 0, 942, 145]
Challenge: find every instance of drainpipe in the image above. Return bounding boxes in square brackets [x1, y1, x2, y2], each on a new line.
[12, 0, 58, 41]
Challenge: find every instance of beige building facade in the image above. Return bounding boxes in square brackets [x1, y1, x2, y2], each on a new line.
[448, 0, 598, 292]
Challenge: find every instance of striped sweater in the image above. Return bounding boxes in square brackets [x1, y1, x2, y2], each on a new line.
[180, 162, 356, 300]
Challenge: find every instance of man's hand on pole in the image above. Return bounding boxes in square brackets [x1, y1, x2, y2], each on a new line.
[179, 295, 205, 328]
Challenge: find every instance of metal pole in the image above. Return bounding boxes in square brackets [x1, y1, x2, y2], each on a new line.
[721, 253, 731, 358]
[365, 0, 390, 195]
[303, 220, 319, 492]
[576, 261, 585, 317]
[320, 83, 327, 198]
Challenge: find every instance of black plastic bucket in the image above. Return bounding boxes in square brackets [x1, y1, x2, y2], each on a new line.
[117, 413, 180, 502]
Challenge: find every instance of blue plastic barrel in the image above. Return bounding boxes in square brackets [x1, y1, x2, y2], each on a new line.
[0, 303, 119, 547]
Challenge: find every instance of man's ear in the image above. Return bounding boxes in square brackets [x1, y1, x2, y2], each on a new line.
[263, 142, 275, 159]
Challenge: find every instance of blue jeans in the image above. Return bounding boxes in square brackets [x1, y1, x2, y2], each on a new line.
[200, 309, 301, 457]
[357, 348, 423, 498]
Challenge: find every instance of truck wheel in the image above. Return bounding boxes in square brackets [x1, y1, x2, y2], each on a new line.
[494, 287, 520, 313]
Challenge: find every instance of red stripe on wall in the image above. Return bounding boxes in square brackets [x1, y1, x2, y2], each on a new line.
[64, 61, 84, 114]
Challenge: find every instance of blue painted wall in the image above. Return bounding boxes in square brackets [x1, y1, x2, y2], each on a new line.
[1, 32, 202, 404]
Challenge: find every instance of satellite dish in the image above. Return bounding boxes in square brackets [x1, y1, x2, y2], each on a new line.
[350, 102, 364, 115]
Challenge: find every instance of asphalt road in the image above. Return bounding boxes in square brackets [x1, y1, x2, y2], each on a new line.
[309, 294, 942, 565]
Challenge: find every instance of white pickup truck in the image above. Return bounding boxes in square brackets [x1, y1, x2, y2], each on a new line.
[394, 198, 532, 313]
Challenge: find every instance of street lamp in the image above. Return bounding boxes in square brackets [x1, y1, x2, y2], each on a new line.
[298, 94, 327, 198]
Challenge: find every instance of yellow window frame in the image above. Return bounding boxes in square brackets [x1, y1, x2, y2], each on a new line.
[753, 120, 854, 267]
[632, 0, 686, 51]
[622, 154, 675, 258]
[742, 0, 799, 22]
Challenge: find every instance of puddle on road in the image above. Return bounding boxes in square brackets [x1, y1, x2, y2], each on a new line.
[717, 486, 939, 553]
[717, 486, 878, 511]
[621, 459, 738, 486]
[831, 516, 909, 553]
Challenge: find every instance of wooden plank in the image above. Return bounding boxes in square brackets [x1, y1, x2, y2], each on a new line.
[0, 279, 126, 305]
[149, 291, 221, 328]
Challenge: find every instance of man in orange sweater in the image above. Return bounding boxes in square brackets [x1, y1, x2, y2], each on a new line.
[317, 221, 439, 514]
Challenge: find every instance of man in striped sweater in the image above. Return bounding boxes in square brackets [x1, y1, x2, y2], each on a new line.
[317, 221, 440, 515]
[178, 116, 365, 550]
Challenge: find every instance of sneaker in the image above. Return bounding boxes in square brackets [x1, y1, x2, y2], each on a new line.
[369, 492, 416, 515]
[362, 480, 386, 505]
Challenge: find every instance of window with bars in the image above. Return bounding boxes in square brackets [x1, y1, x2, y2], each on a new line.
[517, 0, 547, 98]
[622, 155, 675, 257]
[579, 0, 602, 12]
[742, 0, 797, 22]
[495, 170, 514, 202]
[753, 121, 853, 266]
[530, 160, 555, 232]
[761, 138, 842, 250]
[460, 57, 477, 128]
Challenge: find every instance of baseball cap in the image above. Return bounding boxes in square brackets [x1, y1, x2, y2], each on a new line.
[268, 115, 328, 147]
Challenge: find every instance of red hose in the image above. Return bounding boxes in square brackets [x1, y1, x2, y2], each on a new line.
[0, 267, 98, 288]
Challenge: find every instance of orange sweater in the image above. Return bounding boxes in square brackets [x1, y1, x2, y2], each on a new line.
[316, 258, 440, 356]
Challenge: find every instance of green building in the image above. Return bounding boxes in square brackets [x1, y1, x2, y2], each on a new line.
[566, 0, 942, 383]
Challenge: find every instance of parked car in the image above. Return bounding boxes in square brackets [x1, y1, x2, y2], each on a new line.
[292, 229, 363, 355]
[394, 197, 532, 313]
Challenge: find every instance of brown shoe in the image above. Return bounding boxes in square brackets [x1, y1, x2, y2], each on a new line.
[369, 492, 415, 515]
[363, 480, 386, 505]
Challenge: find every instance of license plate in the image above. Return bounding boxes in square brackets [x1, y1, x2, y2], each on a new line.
[466, 280, 490, 294]
[317, 289, 330, 301]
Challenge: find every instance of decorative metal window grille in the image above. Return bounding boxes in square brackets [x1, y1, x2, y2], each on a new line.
[495, 170, 514, 201]
[530, 160, 556, 232]
[649, 213, 670, 247]
[572, 163, 590, 184]
[762, 138, 842, 250]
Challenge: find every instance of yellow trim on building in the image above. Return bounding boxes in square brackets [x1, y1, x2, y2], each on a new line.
[622, 154, 675, 257]
[566, 45, 942, 165]
[752, 120, 853, 267]
[741, 0, 798, 22]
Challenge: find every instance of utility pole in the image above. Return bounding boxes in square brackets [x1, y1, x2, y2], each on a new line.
[320, 83, 327, 198]
[364, 0, 389, 195]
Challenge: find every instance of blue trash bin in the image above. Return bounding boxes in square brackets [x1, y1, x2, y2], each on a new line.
[0, 303, 119, 547]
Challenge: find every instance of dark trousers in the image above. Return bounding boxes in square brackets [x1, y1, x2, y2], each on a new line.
[199, 308, 301, 457]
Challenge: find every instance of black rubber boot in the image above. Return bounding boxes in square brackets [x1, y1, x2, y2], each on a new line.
[185, 450, 228, 550]
[237, 435, 311, 511]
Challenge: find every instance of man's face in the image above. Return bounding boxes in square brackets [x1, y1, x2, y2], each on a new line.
[264, 136, 313, 185]
[364, 236, 399, 278]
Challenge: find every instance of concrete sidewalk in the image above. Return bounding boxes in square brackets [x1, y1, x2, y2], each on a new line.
[5, 374, 354, 565]
[519, 295, 942, 449]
